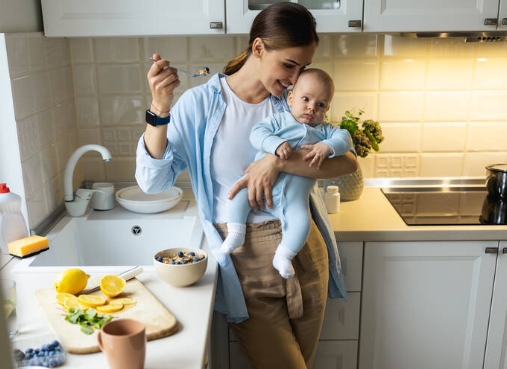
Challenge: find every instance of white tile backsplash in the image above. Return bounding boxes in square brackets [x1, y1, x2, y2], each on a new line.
[4, 32, 507, 228]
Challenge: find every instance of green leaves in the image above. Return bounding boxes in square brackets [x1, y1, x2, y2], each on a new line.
[339, 109, 383, 158]
[65, 307, 113, 335]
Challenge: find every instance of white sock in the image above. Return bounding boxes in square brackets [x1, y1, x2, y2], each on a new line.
[220, 223, 246, 254]
[273, 245, 297, 279]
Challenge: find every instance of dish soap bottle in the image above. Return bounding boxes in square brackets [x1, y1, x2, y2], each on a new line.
[325, 185, 341, 214]
[0, 183, 28, 254]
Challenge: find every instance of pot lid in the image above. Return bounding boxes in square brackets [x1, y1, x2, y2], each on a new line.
[486, 164, 507, 173]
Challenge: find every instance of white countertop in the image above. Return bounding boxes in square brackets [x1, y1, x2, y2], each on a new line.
[329, 187, 507, 242]
[1, 188, 218, 369]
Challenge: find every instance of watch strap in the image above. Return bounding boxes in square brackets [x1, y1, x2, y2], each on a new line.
[146, 109, 170, 126]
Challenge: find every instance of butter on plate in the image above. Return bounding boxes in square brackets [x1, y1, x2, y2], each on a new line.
[8, 235, 49, 258]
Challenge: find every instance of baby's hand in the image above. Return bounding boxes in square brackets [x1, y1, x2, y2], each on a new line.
[276, 142, 292, 160]
[301, 143, 333, 169]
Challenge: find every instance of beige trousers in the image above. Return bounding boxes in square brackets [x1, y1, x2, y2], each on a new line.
[215, 220, 329, 369]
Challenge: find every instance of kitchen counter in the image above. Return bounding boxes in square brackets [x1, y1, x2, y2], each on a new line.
[329, 187, 507, 242]
[0, 188, 218, 369]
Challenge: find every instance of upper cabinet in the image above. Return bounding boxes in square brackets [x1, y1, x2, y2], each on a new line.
[364, 0, 507, 32]
[41, 0, 226, 37]
[225, 0, 363, 34]
[41, 0, 507, 37]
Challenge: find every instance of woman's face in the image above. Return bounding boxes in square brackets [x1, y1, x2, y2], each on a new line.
[257, 41, 317, 97]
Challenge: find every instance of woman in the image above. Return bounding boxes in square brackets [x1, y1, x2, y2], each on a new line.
[136, 3, 357, 368]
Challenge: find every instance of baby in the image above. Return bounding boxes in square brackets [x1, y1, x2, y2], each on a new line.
[220, 68, 353, 279]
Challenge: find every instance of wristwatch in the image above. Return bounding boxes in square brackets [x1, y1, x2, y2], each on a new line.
[145, 109, 170, 126]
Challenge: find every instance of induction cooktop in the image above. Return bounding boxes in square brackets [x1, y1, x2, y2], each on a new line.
[381, 186, 501, 226]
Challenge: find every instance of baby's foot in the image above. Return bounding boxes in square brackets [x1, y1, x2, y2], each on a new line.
[273, 246, 297, 279]
[220, 232, 245, 254]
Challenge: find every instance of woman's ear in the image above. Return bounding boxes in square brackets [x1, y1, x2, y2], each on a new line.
[252, 37, 264, 58]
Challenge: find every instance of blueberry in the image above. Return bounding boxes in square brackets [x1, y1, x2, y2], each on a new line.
[177, 251, 184, 257]
[189, 251, 195, 256]
[193, 257, 199, 262]
[170, 260, 176, 264]
[26, 348, 34, 354]
[156, 256, 163, 262]
[182, 260, 188, 264]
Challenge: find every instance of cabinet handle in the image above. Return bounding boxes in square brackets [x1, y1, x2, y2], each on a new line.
[503, 248, 507, 254]
[485, 247, 499, 254]
[348, 20, 362, 28]
[484, 18, 498, 26]
[210, 22, 223, 29]
[502, 18, 507, 25]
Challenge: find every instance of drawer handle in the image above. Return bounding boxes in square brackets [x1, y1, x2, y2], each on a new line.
[485, 247, 499, 254]
[484, 18, 498, 26]
[348, 20, 362, 28]
[210, 22, 223, 29]
[503, 248, 507, 254]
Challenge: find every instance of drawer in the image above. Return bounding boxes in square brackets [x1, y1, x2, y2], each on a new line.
[337, 241, 363, 292]
[320, 292, 361, 340]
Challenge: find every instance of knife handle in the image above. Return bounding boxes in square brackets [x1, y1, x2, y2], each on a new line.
[118, 266, 143, 281]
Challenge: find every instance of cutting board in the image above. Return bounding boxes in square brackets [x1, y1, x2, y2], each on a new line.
[35, 278, 178, 354]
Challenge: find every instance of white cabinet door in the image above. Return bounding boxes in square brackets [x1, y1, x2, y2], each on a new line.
[363, 0, 502, 32]
[500, 0, 507, 30]
[483, 241, 507, 369]
[225, 0, 363, 35]
[360, 241, 497, 369]
[41, 0, 225, 37]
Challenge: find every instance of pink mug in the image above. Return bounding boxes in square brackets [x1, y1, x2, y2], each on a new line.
[97, 318, 146, 369]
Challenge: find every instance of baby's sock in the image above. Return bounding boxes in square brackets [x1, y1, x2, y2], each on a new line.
[273, 245, 297, 279]
[220, 223, 246, 254]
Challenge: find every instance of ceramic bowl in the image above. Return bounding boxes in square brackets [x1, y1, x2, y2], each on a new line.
[116, 185, 183, 214]
[153, 247, 208, 287]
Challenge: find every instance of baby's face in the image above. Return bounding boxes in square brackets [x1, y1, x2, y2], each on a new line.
[288, 74, 331, 127]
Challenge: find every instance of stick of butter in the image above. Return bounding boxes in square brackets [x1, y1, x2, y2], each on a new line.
[8, 235, 49, 258]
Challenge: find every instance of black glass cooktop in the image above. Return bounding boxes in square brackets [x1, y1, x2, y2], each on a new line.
[381, 186, 505, 226]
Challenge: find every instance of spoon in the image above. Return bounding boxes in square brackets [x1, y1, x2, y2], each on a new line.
[149, 57, 210, 77]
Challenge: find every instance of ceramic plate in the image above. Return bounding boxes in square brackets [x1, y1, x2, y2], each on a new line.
[116, 185, 183, 214]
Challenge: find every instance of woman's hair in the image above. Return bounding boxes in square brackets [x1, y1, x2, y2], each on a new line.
[224, 3, 319, 75]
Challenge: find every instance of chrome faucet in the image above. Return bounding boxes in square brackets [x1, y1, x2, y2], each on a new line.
[64, 144, 112, 216]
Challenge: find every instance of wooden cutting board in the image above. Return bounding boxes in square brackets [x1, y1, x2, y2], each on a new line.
[35, 278, 178, 354]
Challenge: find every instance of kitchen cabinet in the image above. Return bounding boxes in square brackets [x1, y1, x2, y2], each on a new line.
[211, 241, 363, 369]
[363, 0, 507, 32]
[40, 0, 226, 37]
[359, 240, 506, 369]
[225, 0, 363, 34]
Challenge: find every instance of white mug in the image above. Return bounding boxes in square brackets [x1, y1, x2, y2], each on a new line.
[91, 182, 115, 210]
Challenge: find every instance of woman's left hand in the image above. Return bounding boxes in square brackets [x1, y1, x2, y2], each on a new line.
[228, 154, 280, 211]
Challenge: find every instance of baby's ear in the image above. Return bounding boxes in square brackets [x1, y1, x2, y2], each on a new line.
[287, 91, 294, 106]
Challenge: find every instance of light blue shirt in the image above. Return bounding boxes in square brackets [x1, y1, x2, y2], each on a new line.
[136, 73, 347, 323]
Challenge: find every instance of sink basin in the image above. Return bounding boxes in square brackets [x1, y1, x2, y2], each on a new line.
[14, 196, 204, 272]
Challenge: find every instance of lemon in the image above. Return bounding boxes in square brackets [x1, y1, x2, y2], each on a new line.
[100, 275, 126, 298]
[96, 303, 124, 314]
[4, 300, 15, 318]
[54, 268, 90, 295]
[78, 295, 107, 307]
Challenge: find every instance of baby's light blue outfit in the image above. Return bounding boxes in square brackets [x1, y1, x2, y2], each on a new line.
[226, 111, 353, 266]
[136, 73, 350, 323]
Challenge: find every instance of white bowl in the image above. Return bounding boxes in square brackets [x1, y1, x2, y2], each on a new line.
[116, 185, 183, 214]
[153, 247, 208, 287]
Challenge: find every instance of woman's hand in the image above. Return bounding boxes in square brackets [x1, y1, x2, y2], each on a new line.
[148, 54, 181, 115]
[228, 154, 280, 211]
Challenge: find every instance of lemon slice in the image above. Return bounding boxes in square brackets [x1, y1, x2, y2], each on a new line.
[109, 297, 136, 306]
[100, 275, 126, 298]
[78, 294, 107, 307]
[63, 296, 87, 311]
[56, 292, 75, 306]
[96, 303, 124, 314]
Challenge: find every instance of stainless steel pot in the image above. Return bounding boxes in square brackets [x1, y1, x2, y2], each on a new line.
[480, 195, 507, 224]
[486, 164, 507, 199]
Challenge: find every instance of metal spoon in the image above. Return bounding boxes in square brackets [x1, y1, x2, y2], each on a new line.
[149, 57, 210, 77]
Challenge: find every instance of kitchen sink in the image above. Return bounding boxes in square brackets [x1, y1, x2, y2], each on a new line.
[14, 197, 204, 272]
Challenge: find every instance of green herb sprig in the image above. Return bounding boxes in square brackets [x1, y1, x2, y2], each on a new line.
[65, 307, 113, 335]
[339, 109, 384, 158]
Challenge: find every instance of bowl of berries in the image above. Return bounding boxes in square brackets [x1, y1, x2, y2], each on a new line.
[153, 247, 208, 287]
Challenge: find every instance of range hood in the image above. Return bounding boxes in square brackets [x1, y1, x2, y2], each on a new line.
[400, 31, 507, 42]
